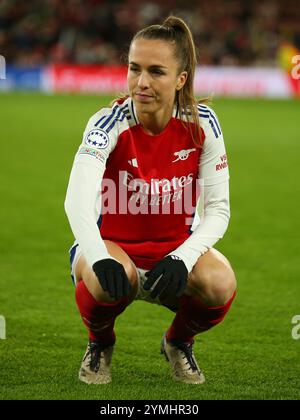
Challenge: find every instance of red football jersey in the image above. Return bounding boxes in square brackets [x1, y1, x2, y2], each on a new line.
[100, 112, 202, 269]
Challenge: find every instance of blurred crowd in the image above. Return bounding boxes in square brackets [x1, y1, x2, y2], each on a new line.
[0, 0, 299, 67]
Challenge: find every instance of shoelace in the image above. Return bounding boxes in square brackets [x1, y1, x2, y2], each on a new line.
[83, 342, 106, 373]
[171, 340, 199, 372]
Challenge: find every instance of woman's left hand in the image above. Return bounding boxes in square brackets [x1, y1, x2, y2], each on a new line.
[143, 256, 188, 300]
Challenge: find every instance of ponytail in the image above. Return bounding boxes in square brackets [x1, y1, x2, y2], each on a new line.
[163, 16, 203, 146]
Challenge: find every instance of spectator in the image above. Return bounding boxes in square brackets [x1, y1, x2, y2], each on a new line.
[0, 0, 299, 67]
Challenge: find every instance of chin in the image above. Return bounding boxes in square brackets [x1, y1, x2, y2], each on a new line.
[135, 101, 155, 113]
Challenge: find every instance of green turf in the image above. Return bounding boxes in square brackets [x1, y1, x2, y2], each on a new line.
[0, 93, 299, 400]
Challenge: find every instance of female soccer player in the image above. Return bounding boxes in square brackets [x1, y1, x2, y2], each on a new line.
[65, 16, 236, 385]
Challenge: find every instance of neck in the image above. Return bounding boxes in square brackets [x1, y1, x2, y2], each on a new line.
[136, 103, 174, 135]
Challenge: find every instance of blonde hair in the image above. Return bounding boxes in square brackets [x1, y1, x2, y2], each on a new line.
[112, 16, 209, 146]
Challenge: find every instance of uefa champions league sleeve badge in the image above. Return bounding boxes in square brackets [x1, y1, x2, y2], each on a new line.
[84, 129, 109, 149]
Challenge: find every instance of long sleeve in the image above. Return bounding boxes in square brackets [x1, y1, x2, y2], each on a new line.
[64, 158, 113, 267]
[64, 108, 120, 267]
[168, 180, 230, 272]
[169, 105, 230, 272]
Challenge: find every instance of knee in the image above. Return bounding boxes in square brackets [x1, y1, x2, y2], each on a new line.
[122, 259, 138, 290]
[78, 256, 138, 304]
[189, 264, 236, 306]
[209, 267, 236, 305]
[104, 240, 138, 292]
[101, 258, 138, 303]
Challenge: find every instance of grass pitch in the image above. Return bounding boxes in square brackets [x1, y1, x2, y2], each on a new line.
[0, 93, 299, 400]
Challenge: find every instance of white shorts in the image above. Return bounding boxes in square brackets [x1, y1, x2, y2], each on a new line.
[69, 242, 163, 306]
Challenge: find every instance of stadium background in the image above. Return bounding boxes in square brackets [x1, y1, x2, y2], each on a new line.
[0, 0, 299, 400]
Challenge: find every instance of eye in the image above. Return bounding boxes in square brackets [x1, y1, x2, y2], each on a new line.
[129, 66, 139, 73]
[151, 69, 164, 75]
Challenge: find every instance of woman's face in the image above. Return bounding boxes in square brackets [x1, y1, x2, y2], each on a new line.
[127, 38, 187, 117]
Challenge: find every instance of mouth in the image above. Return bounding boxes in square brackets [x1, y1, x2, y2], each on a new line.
[135, 93, 155, 103]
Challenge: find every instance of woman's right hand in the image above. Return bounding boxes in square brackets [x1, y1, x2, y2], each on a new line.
[92, 259, 132, 301]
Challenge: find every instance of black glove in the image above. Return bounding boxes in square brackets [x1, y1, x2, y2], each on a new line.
[92, 258, 132, 301]
[143, 256, 188, 300]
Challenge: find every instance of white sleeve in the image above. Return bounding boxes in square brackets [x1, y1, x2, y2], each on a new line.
[64, 109, 119, 268]
[169, 181, 230, 272]
[197, 105, 229, 186]
[168, 106, 230, 272]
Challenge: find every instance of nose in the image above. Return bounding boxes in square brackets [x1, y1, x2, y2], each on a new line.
[137, 71, 150, 89]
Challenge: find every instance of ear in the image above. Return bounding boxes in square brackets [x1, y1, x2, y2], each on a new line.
[176, 71, 188, 91]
